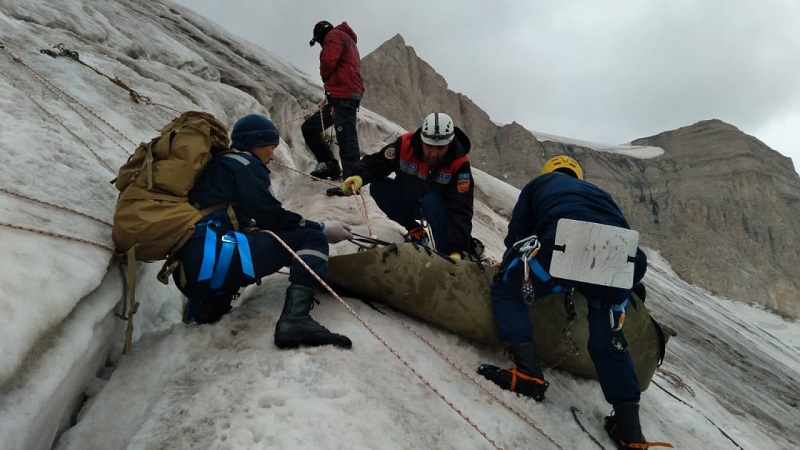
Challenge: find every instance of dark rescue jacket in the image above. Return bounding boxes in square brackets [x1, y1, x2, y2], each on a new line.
[352, 127, 474, 253]
[189, 151, 322, 234]
[505, 172, 646, 288]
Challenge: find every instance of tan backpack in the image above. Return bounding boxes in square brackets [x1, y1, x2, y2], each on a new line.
[112, 111, 230, 262]
[111, 111, 231, 352]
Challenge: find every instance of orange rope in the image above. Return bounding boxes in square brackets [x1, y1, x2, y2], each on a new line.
[0, 221, 113, 252]
[384, 310, 567, 449]
[261, 229, 504, 449]
[0, 60, 116, 173]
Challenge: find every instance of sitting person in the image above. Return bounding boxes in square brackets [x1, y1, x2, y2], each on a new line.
[174, 114, 353, 349]
[340, 112, 477, 259]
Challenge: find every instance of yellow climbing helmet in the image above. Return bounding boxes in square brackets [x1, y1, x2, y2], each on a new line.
[540, 155, 584, 180]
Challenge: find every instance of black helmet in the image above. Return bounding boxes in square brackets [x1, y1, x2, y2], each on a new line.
[309, 20, 333, 46]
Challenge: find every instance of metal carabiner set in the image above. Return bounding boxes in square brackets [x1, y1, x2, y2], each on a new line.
[514, 235, 541, 305]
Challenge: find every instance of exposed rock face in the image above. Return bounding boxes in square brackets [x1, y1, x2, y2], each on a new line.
[630, 121, 800, 317]
[362, 35, 800, 317]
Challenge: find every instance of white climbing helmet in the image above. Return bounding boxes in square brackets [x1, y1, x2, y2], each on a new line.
[420, 112, 455, 146]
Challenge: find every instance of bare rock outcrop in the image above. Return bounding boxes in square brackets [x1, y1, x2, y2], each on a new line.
[362, 35, 800, 317]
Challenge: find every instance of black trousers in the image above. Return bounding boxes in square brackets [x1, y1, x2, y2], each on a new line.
[301, 97, 360, 177]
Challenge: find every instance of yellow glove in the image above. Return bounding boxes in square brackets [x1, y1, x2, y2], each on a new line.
[342, 175, 363, 196]
[449, 252, 462, 260]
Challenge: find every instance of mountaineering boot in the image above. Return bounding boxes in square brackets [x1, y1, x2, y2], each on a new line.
[310, 160, 342, 180]
[403, 226, 429, 246]
[274, 285, 352, 349]
[325, 186, 346, 197]
[184, 293, 235, 324]
[477, 342, 549, 401]
[604, 402, 646, 449]
[196, 294, 235, 324]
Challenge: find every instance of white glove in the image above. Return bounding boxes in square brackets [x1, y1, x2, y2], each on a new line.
[321, 221, 353, 243]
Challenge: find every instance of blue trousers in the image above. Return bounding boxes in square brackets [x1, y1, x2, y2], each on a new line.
[491, 261, 641, 404]
[175, 226, 330, 304]
[369, 177, 448, 253]
[301, 97, 361, 177]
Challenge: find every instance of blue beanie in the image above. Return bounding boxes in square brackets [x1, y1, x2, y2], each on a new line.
[230, 114, 280, 151]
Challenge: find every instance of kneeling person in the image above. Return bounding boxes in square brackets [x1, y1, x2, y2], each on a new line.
[340, 112, 476, 259]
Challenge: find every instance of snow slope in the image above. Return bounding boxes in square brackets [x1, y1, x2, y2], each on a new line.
[0, 1, 798, 449]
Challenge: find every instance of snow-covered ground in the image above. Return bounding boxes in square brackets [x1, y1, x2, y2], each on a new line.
[1, 1, 798, 449]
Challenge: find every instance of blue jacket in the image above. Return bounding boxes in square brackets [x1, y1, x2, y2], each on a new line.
[189, 151, 322, 233]
[505, 172, 639, 277]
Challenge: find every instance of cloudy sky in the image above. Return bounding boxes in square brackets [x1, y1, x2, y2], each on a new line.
[175, 0, 800, 171]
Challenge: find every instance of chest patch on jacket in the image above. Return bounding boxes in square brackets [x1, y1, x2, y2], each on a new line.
[435, 172, 452, 182]
[384, 146, 396, 160]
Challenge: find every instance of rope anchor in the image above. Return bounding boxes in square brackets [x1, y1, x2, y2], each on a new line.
[40, 43, 79, 60]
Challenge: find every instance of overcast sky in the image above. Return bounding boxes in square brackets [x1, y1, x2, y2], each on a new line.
[174, 0, 800, 171]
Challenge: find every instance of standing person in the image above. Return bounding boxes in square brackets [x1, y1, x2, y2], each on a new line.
[303, 20, 364, 193]
[478, 156, 655, 449]
[174, 114, 353, 349]
[340, 112, 476, 260]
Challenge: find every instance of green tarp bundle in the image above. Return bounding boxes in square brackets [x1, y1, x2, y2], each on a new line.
[329, 243, 669, 391]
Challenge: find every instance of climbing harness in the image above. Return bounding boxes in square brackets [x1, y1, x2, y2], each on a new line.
[498, 234, 563, 295]
[197, 220, 255, 291]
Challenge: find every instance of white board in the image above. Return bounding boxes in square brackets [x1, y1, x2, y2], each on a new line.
[549, 218, 639, 289]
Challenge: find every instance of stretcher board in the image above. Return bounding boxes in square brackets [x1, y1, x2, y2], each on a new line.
[549, 218, 639, 289]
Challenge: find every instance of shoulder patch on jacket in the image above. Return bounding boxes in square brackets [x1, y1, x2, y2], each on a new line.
[457, 173, 471, 193]
[384, 146, 396, 160]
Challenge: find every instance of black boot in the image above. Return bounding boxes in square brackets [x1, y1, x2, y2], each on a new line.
[310, 160, 342, 180]
[184, 293, 235, 324]
[274, 285, 352, 349]
[604, 402, 645, 449]
[477, 342, 548, 401]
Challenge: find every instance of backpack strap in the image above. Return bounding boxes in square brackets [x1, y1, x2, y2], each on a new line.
[121, 246, 139, 354]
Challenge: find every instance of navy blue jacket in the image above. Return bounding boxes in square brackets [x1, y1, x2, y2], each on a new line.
[505, 172, 637, 276]
[189, 151, 322, 233]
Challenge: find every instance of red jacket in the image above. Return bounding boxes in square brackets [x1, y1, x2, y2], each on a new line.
[319, 22, 365, 100]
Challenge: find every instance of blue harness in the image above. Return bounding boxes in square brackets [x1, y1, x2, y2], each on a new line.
[502, 257, 564, 294]
[197, 220, 255, 291]
[503, 255, 632, 319]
